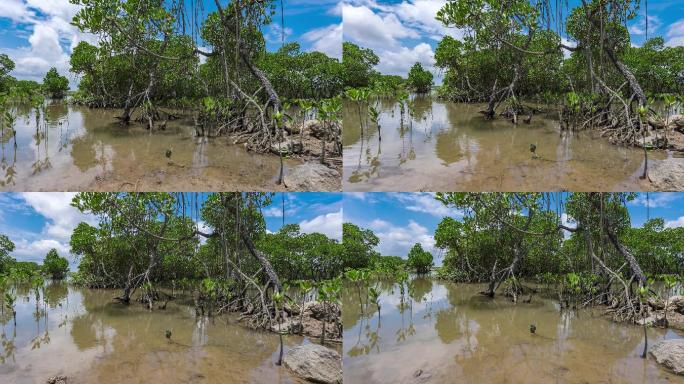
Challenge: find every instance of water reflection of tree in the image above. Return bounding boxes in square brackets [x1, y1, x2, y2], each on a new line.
[346, 300, 383, 357]
[411, 96, 433, 123]
[435, 308, 471, 345]
[341, 282, 363, 330]
[348, 125, 383, 184]
[0, 138, 17, 187]
[0, 324, 17, 364]
[45, 281, 69, 309]
[432, 103, 477, 165]
[409, 277, 432, 303]
[45, 101, 75, 154]
[31, 106, 52, 175]
[70, 313, 101, 351]
[395, 280, 417, 343]
[69, 135, 105, 173]
[45, 101, 68, 125]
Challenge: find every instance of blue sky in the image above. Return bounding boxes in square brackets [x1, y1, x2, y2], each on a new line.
[343, 192, 684, 265]
[0, 0, 342, 85]
[0, 192, 342, 269]
[343, 0, 684, 79]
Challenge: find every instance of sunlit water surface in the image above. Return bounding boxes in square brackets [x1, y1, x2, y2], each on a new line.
[0, 102, 294, 191]
[0, 282, 315, 384]
[343, 97, 674, 191]
[343, 278, 684, 383]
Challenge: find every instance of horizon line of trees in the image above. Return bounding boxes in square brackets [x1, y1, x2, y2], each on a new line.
[1, 54, 70, 102]
[342, 222, 433, 275]
[0, 234, 70, 281]
[343, 193, 684, 298]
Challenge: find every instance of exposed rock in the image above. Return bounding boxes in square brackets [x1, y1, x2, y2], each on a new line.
[271, 318, 297, 334]
[649, 158, 684, 191]
[667, 132, 684, 153]
[667, 311, 684, 331]
[649, 115, 684, 132]
[412, 369, 433, 383]
[283, 344, 342, 384]
[306, 302, 341, 321]
[304, 120, 340, 140]
[46, 376, 67, 384]
[637, 315, 658, 326]
[635, 134, 668, 149]
[284, 163, 340, 191]
[659, 296, 684, 313]
[649, 296, 684, 311]
[670, 115, 684, 132]
[650, 339, 684, 375]
[272, 302, 341, 341]
[673, 297, 684, 314]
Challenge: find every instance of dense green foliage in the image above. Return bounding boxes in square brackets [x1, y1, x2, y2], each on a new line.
[342, 42, 381, 89]
[0, 54, 15, 95]
[0, 235, 66, 282]
[434, 31, 565, 102]
[257, 224, 343, 281]
[57, 0, 346, 161]
[432, 0, 683, 136]
[0, 55, 50, 107]
[428, 192, 684, 314]
[259, 43, 344, 99]
[68, 193, 341, 298]
[622, 38, 684, 96]
[406, 243, 433, 274]
[0, 234, 15, 274]
[66, 192, 344, 331]
[69, 37, 200, 108]
[342, 223, 380, 269]
[42, 68, 69, 99]
[617, 218, 684, 276]
[341, 224, 431, 276]
[434, 207, 562, 282]
[372, 255, 407, 273]
[345, 193, 683, 321]
[66, 1, 346, 107]
[42, 249, 70, 280]
[406, 63, 433, 94]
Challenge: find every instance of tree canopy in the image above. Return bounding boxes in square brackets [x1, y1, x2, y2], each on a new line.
[0, 234, 15, 274]
[342, 223, 380, 269]
[43, 248, 69, 280]
[407, 62, 433, 94]
[407, 243, 433, 274]
[66, 192, 342, 327]
[342, 42, 380, 89]
[42, 68, 69, 99]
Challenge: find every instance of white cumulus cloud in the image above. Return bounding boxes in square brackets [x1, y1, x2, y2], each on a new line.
[9, 193, 96, 266]
[394, 192, 462, 218]
[299, 209, 343, 240]
[302, 23, 343, 59]
[665, 216, 684, 228]
[368, 218, 436, 258]
[666, 19, 684, 47]
[342, 1, 456, 79]
[0, 0, 97, 86]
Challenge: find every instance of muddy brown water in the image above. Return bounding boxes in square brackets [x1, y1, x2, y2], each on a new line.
[342, 278, 684, 384]
[0, 282, 316, 384]
[343, 97, 674, 191]
[0, 102, 297, 191]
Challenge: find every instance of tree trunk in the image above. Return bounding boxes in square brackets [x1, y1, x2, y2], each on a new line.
[241, 234, 282, 291]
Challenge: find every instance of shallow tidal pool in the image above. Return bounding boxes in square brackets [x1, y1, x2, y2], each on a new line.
[0, 282, 315, 384]
[342, 278, 684, 383]
[343, 97, 672, 192]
